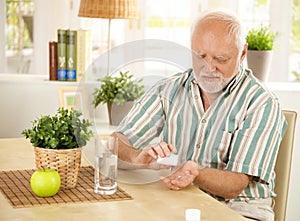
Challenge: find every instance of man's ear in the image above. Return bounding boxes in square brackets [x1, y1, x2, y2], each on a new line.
[240, 43, 248, 62]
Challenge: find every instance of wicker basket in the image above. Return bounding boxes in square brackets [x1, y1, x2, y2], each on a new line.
[33, 147, 82, 189]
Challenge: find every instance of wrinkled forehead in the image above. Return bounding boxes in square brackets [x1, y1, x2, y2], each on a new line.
[193, 19, 234, 40]
[192, 23, 238, 53]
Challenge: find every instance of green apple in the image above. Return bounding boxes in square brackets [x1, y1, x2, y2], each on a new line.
[30, 169, 61, 197]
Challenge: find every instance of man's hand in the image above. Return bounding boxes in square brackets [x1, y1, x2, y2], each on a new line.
[114, 131, 178, 169]
[133, 142, 177, 169]
[161, 160, 251, 199]
[160, 161, 201, 190]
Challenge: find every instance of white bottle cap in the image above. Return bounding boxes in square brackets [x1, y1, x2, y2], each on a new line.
[185, 208, 201, 221]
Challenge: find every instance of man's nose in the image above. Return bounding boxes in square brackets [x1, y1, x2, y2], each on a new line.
[203, 57, 217, 72]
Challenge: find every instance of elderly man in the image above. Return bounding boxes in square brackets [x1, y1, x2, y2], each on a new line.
[113, 10, 287, 221]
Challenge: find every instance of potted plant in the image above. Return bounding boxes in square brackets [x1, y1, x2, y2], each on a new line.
[93, 71, 145, 126]
[22, 107, 93, 189]
[246, 25, 279, 81]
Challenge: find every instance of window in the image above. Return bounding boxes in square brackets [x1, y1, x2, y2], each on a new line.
[116, 0, 299, 81]
[291, 0, 300, 81]
[5, 0, 34, 73]
[1, 0, 298, 82]
[239, 0, 270, 27]
[143, 0, 193, 47]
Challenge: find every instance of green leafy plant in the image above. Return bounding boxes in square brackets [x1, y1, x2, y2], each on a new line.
[93, 71, 145, 107]
[22, 107, 93, 149]
[246, 25, 279, 50]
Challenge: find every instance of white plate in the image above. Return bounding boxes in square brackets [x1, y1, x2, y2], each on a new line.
[118, 168, 171, 184]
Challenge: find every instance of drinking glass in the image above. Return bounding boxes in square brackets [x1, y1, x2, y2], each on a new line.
[94, 135, 118, 195]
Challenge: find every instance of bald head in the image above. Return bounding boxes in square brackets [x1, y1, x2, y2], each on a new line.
[191, 11, 246, 52]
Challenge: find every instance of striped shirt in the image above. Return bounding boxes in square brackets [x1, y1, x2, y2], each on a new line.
[117, 67, 287, 201]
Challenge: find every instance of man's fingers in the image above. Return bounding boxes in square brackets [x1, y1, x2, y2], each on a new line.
[148, 142, 176, 158]
[148, 146, 159, 159]
[167, 143, 177, 154]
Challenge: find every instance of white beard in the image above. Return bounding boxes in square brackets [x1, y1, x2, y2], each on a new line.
[195, 70, 234, 94]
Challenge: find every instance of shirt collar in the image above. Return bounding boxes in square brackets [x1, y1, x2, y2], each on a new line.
[224, 64, 246, 94]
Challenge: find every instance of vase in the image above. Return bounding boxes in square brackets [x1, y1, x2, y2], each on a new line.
[33, 147, 82, 189]
[107, 101, 135, 126]
[246, 50, 273, 82]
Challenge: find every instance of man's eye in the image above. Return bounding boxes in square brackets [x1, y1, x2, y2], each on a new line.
[215, 57, 229, 64]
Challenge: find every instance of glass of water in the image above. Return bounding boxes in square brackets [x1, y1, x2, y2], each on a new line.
[94, 135, 118, 195]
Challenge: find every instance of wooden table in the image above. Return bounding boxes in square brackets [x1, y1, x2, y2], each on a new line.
[0, 138, 247, 221]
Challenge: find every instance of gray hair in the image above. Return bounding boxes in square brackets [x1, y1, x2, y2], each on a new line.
[191, 10, 246, 52]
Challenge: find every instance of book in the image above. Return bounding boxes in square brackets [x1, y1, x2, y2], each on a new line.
[49, 41, 58, 81]
[76, 29, 92, 82]
[57, 29, 67, 81]
[66, 30, 77, 81]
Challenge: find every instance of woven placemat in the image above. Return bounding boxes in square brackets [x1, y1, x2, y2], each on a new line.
[0, 166, 132, 208]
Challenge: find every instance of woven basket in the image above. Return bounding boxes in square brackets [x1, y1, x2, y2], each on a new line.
[34, 147, 82, 189]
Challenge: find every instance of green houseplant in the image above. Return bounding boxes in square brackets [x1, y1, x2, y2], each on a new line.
[22, 107, 93, 189]
[246, 25, 279, 81]
[22, 107, 93, 149]
[246, 25, 278, 50]
[93, 71, 145, 125]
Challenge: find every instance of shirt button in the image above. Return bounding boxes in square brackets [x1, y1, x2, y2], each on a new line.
[196, 144, 201, 148]
[194, 95, 198, 99]
[201, 119, 206, 123]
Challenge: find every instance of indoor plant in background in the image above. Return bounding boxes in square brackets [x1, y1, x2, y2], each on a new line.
[22, 107, 93, 189]
[246, 25, 279, 81]
[93, 71, 145, 126]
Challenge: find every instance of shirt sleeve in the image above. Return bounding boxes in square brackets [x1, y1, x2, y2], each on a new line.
[225, 97, 287, 183]
[116, 83, 166, 149]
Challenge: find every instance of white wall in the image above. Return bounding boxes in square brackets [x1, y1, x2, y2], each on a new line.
[0, 75, 105, 138]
